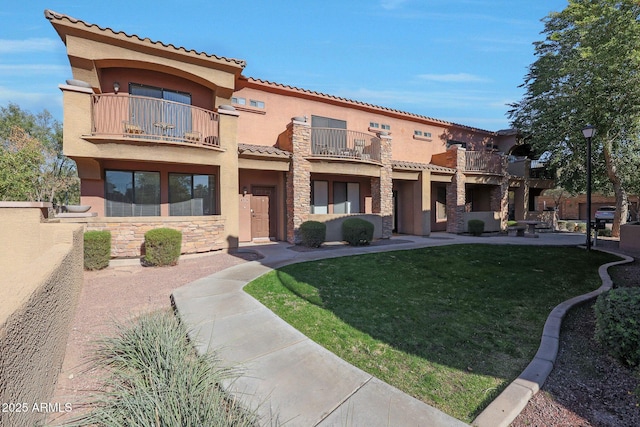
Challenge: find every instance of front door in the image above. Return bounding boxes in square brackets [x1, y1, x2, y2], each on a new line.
[251, 196, 269, 239]
[251, 186, 276, 239]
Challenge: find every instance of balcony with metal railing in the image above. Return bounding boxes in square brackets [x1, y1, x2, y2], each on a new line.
[90, 94, 220, 147]
[310, 128, 381, 163]
[464, 151, 503, 174]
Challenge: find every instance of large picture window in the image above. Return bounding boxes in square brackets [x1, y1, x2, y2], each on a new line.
[311, 180, 328, 214]
[333, 182, 360, 214]
[129, 83, 192, 137]
[105, 170, 160, 216]
[169, 173, 216, 216]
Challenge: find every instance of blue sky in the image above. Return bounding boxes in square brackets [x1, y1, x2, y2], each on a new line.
[1, 0, 567, 131]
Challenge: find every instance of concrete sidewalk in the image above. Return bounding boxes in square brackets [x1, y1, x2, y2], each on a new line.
[170, 232, 598, 426]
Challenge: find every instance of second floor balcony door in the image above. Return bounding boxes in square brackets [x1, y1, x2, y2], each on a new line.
[129, 83, 191, 140]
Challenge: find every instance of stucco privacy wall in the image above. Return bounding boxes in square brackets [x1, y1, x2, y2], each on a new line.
[0, 204, 83, 427]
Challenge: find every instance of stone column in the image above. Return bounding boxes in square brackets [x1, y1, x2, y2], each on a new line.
[371, 133, 393, 238]
[491, 156, 510, 230]
[446, 146, 467, 233]
[286, 117, 311, 243]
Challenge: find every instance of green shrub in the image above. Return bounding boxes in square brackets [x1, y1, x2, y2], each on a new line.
[467, 219, 485, 236]
[565, 221, 576, 232]
[68, 311, 260, 426]
[84, 230, 111, 270]
[342, 217, 374, 246]
[300, 220, 326, 247]
[557, 220, 567, 231]
[143, 228, 182, 266]
[595, 288, 640, 367]
[598, 228, 612, 237]
[507, 220, 518, 227]
[577, 222, 587, 233]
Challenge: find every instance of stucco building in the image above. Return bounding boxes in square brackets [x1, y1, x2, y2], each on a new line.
[47, 10, 553, 257]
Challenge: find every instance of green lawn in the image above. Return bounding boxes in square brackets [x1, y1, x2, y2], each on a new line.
[244, 244, 620, 422]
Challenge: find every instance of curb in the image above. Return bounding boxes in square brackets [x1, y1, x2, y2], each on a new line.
[472, 248, 635, 427]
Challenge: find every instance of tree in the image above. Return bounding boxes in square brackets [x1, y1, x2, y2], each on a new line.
[0, 103, 79, 204]
[509, 0, 640, 236]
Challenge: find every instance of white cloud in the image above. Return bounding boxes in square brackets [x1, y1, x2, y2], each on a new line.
[0, 86, 63, 117]
[417, 73, 490, 83]
[0, 38, 60, 54]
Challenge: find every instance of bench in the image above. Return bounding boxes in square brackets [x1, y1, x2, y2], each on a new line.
[507, 225, 526, 237]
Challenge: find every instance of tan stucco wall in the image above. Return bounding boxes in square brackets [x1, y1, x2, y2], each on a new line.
[462, 211, 502, 233]
[0, 205, 83, 427]
[309, 213, 383, 241]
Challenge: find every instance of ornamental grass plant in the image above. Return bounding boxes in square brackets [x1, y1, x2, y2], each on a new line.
[65, 310, 262, 427]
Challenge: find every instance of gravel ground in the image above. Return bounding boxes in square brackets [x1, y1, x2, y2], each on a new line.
[511, 240, 640, 427]
[47, 250, 259, 426]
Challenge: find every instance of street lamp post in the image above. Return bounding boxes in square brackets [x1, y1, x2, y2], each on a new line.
[582, 124, 596, 251]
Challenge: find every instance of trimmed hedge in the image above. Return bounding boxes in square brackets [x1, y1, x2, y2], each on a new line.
[342, 218, 374, 246]
[143, 228, 182, 267]
[300, 220, 326, 247]
[467, 219, 485, 236]
[84, 230, 111, 270]
[595, 287, 640, 367]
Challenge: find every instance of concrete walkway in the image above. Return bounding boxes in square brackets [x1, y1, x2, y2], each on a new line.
[171, 232, 629, 426]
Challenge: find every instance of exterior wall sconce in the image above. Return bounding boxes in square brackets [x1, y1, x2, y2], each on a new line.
[113, 82, 120, 94]
[242, 187, 248, 196]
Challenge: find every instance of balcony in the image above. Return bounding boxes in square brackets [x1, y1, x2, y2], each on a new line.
[90, 94, 219, 147]
[464, 151, 503, 174]
[310, 128, 381, 163]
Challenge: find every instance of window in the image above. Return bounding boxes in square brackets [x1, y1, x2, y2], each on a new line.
[436, 186, 447, 221]
[129, 83, 192, 137]
[447, 140, 467, 149]
[369, 122, 380, 128]
[381, 124, 391, 130]
[333, 182, 360, 214]
[311, 115, 347, 129]
[414, 130, 432, 140]
[169, 174, 216, 216]
[311, 116, 347, 153]
[105, 170, 160, 217]
[311, 181, 328, 214]
[232, 97, 246, 105]
[249, 99, 265, 108]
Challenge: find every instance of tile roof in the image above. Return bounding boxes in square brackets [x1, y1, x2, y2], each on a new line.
[392, 160, 455, 174]
[243, 77, 497, 135]
[44, 10, 246, 68]
[238, 143, 291, 158]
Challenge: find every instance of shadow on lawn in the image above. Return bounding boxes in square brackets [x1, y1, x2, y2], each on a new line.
[268, 245, 621, 414]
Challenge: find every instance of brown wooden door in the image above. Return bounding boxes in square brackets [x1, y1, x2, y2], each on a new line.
[251, 195, 270, 239]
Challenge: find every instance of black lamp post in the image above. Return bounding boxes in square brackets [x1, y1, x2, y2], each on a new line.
[582, 124, 596, 251]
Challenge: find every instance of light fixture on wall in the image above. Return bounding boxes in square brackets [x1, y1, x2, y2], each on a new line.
[113, 82, 120, 94]
[243, 187, 248, 196]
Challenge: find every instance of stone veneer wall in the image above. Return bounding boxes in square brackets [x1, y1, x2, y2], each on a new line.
[491, 158, 510, 230]
[286, 118, 311, 243]
[371, 134, 393, 238]
[68, 216, 226, 258]
[0, 204, 83, 427]
[446, 146, 467, 233]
